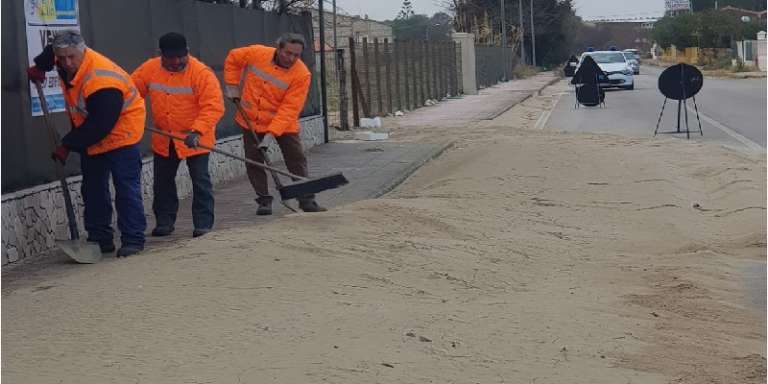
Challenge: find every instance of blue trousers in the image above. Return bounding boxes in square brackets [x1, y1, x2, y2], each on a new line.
[152, 143, 214, 230]
[80, 144, 146, 247]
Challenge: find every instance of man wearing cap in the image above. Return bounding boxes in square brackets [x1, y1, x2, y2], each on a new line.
[132, 33, 224, 238]
[27, 30, 147, 257]
[223, 32, 326, 215]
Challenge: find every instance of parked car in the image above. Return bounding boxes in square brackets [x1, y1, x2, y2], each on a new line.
[622, 52, 640, 75]
[578, 51, 635, 90]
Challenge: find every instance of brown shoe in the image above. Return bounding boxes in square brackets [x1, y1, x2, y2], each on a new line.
[299, 199, 327, 212]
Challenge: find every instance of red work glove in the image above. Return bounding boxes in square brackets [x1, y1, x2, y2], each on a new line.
[51, 145, 69, 165]
[27, 66, 46, 83]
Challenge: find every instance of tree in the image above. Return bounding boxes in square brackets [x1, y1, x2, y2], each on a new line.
[653, 9, 764, 49]
[652, 13, 700, 48]
[388, 12, 454, 41]
[451, 0, 580, 67]
[390, 14, 430, 40]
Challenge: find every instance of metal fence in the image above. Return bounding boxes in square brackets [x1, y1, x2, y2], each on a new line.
[476, 46, 518, 89]
[1, 0, 318, 193]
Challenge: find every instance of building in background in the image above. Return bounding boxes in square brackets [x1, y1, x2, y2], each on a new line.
[309, 9, 393, 50]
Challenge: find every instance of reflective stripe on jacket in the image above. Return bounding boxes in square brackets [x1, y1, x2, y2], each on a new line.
[63, 48, 145, 155]
[223, 44, 311, 136]
[131, 56, 224, 158]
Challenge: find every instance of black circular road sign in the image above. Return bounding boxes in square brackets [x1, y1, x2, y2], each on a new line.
[658, 63, 703, 100]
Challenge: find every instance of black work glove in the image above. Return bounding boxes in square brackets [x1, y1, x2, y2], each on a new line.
[34, 45, 55, 72]
[184, 131, 201, 148]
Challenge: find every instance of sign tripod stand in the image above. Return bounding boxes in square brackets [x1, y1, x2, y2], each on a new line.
[654, 63, 704, 139]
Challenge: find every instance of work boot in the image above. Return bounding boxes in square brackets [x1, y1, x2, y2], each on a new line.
[256, 196, 273, 216]
[192, 228, 211, 238]
[116, 245, 143, 258]
[298, 199, 327, 213]
[151, 225, 175, 237]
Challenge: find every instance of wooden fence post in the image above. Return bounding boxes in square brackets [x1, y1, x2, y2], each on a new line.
[362, 37, 372, 117]
[430, 41, 437, 100]
[348, 37, 359, 127]
[410, 40, 418, 108]
[394, 40, 402, 112]
[337, 48, 349, 130]
[425, 40, 432, 101]
[384, 38, 393, 115]
[449, 42, 456, 97]
[403, 41, 411, 110]
[419, 40, 431, 102]
[374, 38, 383, 116]
[442, 42, 449, 98]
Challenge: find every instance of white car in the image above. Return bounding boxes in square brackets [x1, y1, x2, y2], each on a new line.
[579, 51, 635, 90]
[622, 49, 641, 74]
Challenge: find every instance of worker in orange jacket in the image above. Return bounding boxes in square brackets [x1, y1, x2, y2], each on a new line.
[27, 30, 147, 257]
[132, 33, 224, 238]
[223, 32, 326, 215]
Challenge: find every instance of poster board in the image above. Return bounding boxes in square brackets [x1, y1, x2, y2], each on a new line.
[25, 0, 80, 116]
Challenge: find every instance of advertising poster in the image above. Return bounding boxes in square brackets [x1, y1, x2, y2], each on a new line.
[25, 0, 80, 116]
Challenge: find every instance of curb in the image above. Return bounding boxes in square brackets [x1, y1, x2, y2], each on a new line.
[373, 140, 456, 198]
[483, 74, 563, 120]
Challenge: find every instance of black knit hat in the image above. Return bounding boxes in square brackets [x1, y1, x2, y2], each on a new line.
[159, 32, 188, 57]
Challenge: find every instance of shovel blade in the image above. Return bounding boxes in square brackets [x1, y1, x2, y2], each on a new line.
[58, 240, 102, 264]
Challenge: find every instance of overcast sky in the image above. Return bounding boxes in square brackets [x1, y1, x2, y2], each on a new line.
[331, 0, 667, 21]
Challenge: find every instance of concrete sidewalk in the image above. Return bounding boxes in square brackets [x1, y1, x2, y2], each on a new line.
[2, 72, 558, 287]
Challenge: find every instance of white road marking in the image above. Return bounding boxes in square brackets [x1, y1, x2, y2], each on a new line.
[686, 105, 764, 152]
[534, 93, 563, 130]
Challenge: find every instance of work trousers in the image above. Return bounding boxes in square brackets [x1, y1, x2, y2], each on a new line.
[80, 143, 146, 247]
[241, 130, 311, 202]
[152, 141, 214, 230]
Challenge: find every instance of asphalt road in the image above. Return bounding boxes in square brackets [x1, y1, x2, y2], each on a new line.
[546, 64, 767, 153]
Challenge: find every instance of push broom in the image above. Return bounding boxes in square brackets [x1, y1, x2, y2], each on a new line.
[147, 127, 348, 201]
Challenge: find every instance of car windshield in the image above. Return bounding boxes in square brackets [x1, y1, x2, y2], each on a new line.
[588, 52, 626, 63]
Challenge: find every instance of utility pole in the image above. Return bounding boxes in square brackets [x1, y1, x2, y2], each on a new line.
[518, 0, 525, 65]
[332, 0, 338, 50]
[500, 0, 507, 80]
[530, 0, 536, 67]
[319, 0, 329, 142]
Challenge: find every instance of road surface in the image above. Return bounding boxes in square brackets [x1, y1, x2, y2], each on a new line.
[546, 65, 766, 153]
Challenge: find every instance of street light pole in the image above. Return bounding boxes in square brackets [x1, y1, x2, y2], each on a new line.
[530, 0, 536, 67]
[518, 0, 525, 65]
[501, 0, 507, 80]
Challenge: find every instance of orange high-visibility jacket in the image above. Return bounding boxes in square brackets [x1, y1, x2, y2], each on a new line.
[63, 48, 145, 155]
[223, 45, 311, 136]
[132, 56, 224, 158]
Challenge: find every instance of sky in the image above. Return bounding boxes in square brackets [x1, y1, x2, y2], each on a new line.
[331, 0, 667, 22]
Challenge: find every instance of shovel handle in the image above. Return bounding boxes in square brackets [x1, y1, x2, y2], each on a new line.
[146, 127, 306, 181]
[34, 80, 81, 241]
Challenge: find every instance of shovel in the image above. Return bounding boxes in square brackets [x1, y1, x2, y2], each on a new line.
[146, 127, 348, 200]
[34, 81, 102, 264]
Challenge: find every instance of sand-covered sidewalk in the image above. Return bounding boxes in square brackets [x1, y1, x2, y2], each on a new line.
[4, 76, 765, 383]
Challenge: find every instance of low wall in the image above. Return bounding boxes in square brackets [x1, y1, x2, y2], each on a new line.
[1, 116, 324, 265]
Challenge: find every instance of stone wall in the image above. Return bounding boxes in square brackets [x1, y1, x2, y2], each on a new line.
[1, 116, 324, 265]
